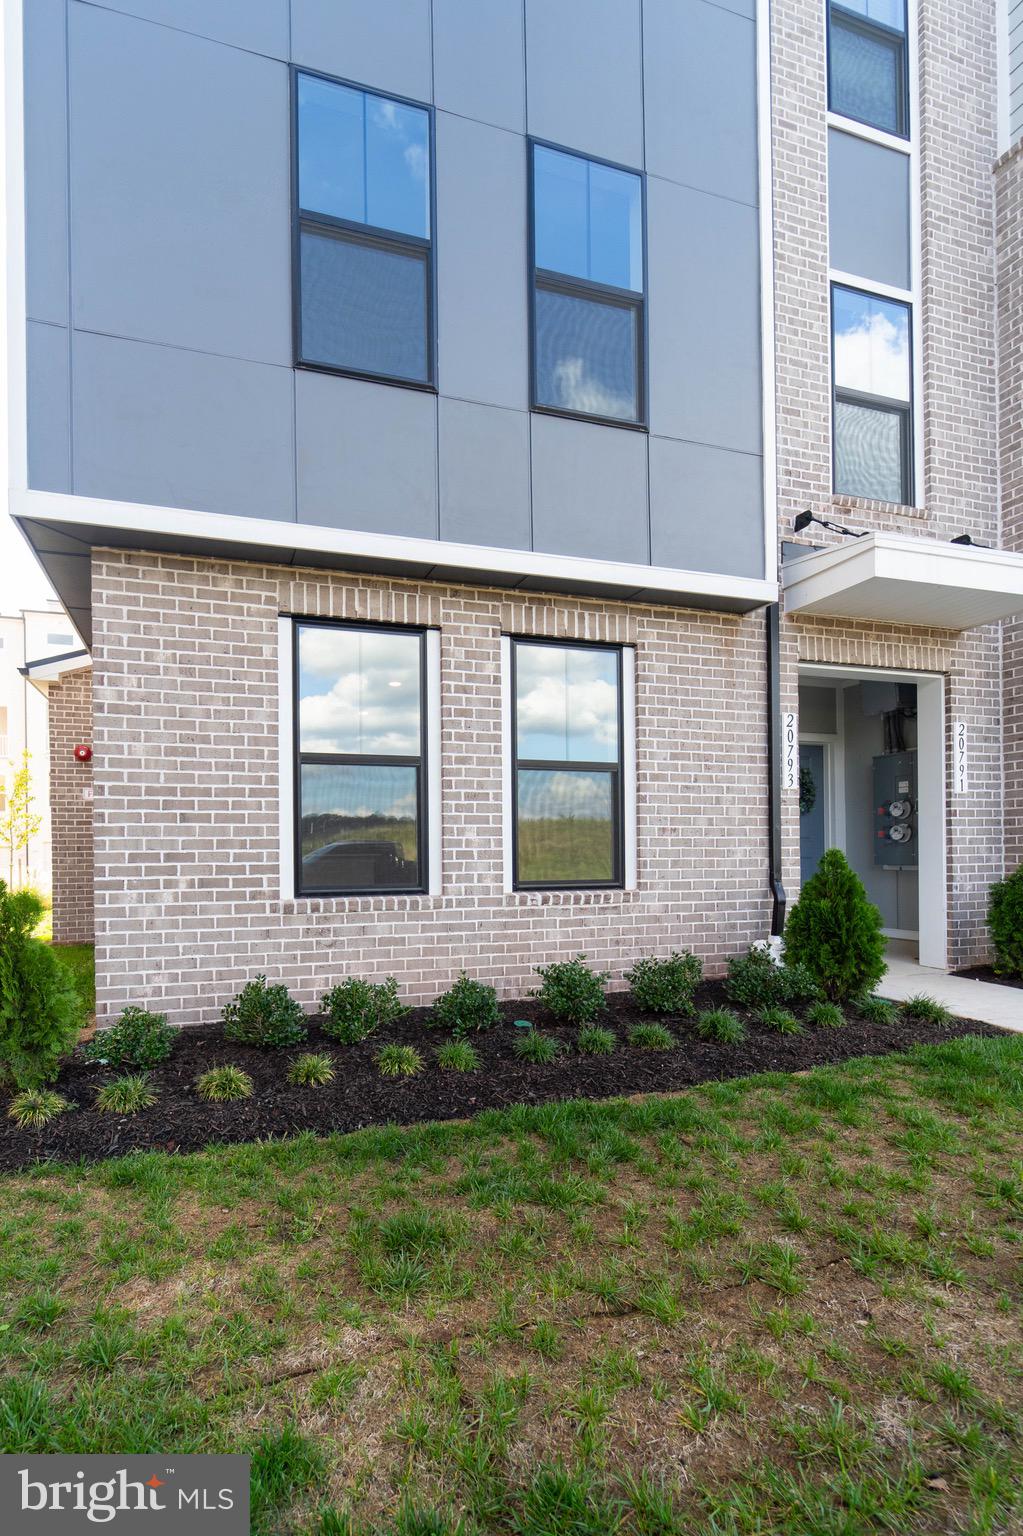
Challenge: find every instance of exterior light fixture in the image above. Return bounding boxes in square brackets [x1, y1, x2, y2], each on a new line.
[950, 533, 990, 548]
[793, 509, 868, 539]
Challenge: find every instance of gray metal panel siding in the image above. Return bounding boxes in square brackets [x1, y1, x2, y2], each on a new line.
[296, 371, 439, 538]
[436, 113, 529, 409]
[72, 0, 290, 56]
[644, 0, 758, 208]
[439, 398, 531, 548]
[20, 0, 767, 584]
[649, 436, 763, 579]
[24, 0, 68, 326]
[525, 0, 644, 167]
[26, 322, 71, 493]
[828, 129, 911, 290]
[72, 331, 296, 519]
[646, 175, 763, 454]
[69, 5, 292, 365]
[290, 0, 433, 101]
[433, 0, 525, 132]
[530, 414, 650, 564]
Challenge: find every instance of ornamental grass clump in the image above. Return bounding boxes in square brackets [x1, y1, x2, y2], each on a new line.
[434, 1040, 481, 1072]
[625, 951, 702, 1015]
[222, 976, 306, 1049]
[321, 977, 408, 1044]
[577, 1025, 616, 1056]
[512, 1029, 563, 1064]
[758, 1007, 802, 1035]
[377, 1044, 423, 1079]
[628, 1023, 676, 1050]
[988, 865, 1023, 977]
[532, 955, 609, 1025]
[95, 1074, 157, 1115]
[901, 994, 953, 1026]
[783, 849, 886, 1002]
[286, 1053, 335, 1087]
[84, 1006, 177, 1069]
[853, 993, 897, 1026]
[196, 1065, 253, 1102]
[806, 1001, 845, 1029]
[431, 973, 500, 1035]
[7, 1088, 69, 1129]
[0, 882, 83, 1090]
[695, 1009, 747, 1045]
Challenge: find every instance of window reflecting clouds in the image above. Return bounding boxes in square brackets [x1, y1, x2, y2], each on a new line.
[515, 643, 619, 763]
[298, 626, 422, 757]
[833, 287, 910, 402]
[531, 143, 645, 425]
[300, 763, 419, 891]
[298, 75, 430, 238]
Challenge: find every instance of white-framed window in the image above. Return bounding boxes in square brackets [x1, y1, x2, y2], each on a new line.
[501, 636, 637, 892]
[278, 617, 441, 900]
[826, 0, 920, 506]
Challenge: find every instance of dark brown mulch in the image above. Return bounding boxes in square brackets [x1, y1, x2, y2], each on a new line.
[0, 981, 1003, 1173]
[955, 964, 1023, 992]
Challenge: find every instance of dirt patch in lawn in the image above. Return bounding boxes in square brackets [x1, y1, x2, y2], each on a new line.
[0, 981, 1002, 1172]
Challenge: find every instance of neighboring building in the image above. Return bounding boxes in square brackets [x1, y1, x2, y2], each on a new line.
[0, 602, 82, 891]
[5, 0, 1023, 1024]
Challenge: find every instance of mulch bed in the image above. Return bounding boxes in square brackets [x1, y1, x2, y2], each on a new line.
[0, 981, 1003, 1172]
[955, 965, 1023, 992]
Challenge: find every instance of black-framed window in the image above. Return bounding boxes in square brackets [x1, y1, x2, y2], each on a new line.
[828, 1, 908, 138]
[294, 71, 434, 386]
[831, 283, 913, 505]
[295, 620, 426, 895]
[529, 143, 646, 427]
[511, 639, 624, 889]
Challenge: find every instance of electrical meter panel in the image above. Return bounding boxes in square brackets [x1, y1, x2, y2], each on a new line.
[873, 750, 917, 869]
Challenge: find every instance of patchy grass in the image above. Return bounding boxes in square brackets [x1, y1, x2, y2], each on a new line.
[50, 942, 95, 1015]
[0, 1034, 1021, 1534]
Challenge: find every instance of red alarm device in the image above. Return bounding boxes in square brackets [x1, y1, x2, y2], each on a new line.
[74, 744, 92, 763]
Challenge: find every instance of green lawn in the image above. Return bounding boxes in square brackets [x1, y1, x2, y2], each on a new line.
[1, 1035, 1021, 1534]
[51, 942, 96, 1015]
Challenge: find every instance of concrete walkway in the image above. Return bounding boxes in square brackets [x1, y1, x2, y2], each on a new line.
[877, 951, 1023, 1033]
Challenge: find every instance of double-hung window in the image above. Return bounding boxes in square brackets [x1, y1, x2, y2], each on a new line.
[294, 72, 433, 385]
[530, 144, 645, 426]
[295, 621, 426, 895]
[511, 640, 624, 889]
[831, 284, 913, 505]
[828, 1, 908, 138]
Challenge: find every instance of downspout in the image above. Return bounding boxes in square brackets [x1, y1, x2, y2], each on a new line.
[766, 602, 786, 936]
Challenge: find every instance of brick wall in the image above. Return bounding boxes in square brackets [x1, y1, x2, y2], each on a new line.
[997, 141, 1023, 876]
[91, 550, 775, 1026]
[771, 0, 1003, 965]
[48, 666, 94, 946]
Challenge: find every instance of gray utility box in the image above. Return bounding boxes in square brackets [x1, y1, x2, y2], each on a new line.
[873, 750, 917, 869]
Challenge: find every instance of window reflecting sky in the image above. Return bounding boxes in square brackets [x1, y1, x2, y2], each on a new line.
[298, 626, 421, 756]
[835, 0, 905, 31]
[833, 287, 910, 402]
[534, 147, 642, 292]
[535, 289, 638, 420]
[515, 644, 619, 763]
[298, 75, 430, 239]
[300, 761, 417, 825]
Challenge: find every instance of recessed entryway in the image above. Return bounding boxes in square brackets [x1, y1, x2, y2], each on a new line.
[797, 664, 947, 970]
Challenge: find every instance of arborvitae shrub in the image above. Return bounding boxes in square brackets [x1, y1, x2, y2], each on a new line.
[0, 883, 82, 1089]
[783, 849, 886, 1003]
[988, 866, 1023, 977]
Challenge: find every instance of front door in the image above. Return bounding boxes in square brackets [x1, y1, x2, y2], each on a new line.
[799, 742, 827, 886]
